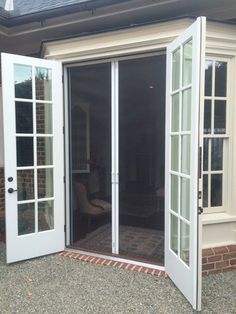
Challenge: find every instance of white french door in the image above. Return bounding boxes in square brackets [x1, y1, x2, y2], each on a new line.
[1, 53, 64, 263]
[165, 17, 205, 310]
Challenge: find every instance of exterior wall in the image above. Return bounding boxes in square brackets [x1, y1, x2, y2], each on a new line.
[202, 245, 236, 275]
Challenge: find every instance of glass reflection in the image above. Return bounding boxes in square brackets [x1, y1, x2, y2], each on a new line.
[35, 67, 52, 101]
[215, 62, 227, 97]
[38, 201, 54, 232]
[205, 60, 212, 96]
[214, 100, 226, 134]
[17, 170, 34, 201]
[15, 102, 33, 134]
[37, 137, 53, 166]
[37, 168, 53, 199]
[180, 220, 190, 266]
[36, 103, 52, 134]
[14, 64, 32, 99]
[17, 137, 34, 167]
[211, 174, 222, 207]
[18, 203, 35, 235]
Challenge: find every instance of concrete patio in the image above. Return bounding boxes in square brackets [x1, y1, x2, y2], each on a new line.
[0, 242, 235, 313]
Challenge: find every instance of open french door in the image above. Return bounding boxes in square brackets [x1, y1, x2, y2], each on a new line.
[1, 53, 64, 263]
[165, 17, 205, 310]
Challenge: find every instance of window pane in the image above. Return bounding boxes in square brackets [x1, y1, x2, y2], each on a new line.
[18, 203, 35, 236]
[214, 100, 226, 134]
[15, 102, 33, 134]
[14, 64, 32, 99]
[205, 60, 213, 96]
[203, 138, 209, 171]
[215, 61, 227, 97]
[17, 170, 34, 201]
[17, 137, 34, 167]
[203, 175, 208, 208]
[211, 138, 223, 171]
[183, 40, 192, 86]
[35, 67, 52, 101]
[211, 174, 222, 207]
[170, 214, 178, 255]
[181, 135, 190, 175]
[36, 103, 52, 134]
[180, 177, 190, 221]
[182, 88, 191, 131]
[171, 136, 179, 172]
[180, 220, 190, 266]
[204, 100, 211, 134]
[37, 137, 53, 166]
[38, 200, 54, 232]
[37, 168, 53, 199]
[171, 175, 178, 213]
[171, 93, 179, 132]
[172, 48, 180, 91]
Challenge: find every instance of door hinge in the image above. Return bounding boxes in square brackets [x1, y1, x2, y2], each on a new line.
[198, 191, 202, 199]
[198, 207, 203, 215]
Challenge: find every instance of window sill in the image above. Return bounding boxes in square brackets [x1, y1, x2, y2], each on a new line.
[202, 212, 236, 225]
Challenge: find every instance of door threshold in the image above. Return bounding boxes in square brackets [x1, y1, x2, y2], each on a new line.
[63, 247, 165, 273]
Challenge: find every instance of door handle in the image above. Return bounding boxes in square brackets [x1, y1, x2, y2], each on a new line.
[8, 188, 18, 194]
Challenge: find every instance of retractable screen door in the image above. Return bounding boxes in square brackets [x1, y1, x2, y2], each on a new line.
[2, 53, 64, 263]
[165, 17, 205, 310]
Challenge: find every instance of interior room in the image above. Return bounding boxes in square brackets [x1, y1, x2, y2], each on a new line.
[68, 54, 166, 264]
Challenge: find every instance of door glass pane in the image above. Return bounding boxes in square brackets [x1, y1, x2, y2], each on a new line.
[171, 135, 179, 171]
[36, 103, 52, 134]
[37, 168, 53, 199]
[16, 137, 34, 167]
[204, 100, 211, 134]
[170, 214, 178, 255]
[15, 102, 33, 134]
[171, 93, 179, 132]
[17, 170, 34, 201]
[203, 175, 208, 208]
[181, 135, 190, 175]
[37, 137, 53, 166]
[205, 60, 213, 96]
[18, 203, 35, 235]
[214, 100, 226, 134]
[172, 48, 180, 91]
[211, 174, 222, 207]
[171, 175, 178, 213]
[180, 177, 190, 221]
[215, 61, 227, 97]
[38, 200, 54, 232]
[203, 138, 209, 171]
[35, 67, 52, 101]
[182, 88, 191, 131]
[183, 40, 192, 86]
[180, 220, 190, 266]
[211, 138, 223, 171]
[14, 64, 32, 99]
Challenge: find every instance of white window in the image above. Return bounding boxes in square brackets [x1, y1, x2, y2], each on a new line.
[202, 57, 231, 213]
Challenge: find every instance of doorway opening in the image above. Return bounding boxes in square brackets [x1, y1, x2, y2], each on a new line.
[68, 54, 166, 265]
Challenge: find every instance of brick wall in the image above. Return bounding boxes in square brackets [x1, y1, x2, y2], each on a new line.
[202, 245, 236, 275]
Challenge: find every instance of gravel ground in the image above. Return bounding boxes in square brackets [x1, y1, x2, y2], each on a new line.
[0, 242, 235, 313]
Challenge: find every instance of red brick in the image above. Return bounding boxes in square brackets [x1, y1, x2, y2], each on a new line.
[215, 260, 229, 269]
[208, 255, 222, 263]
[213, 246, 228, 255]
[202, 248, 214, 257]
[222, 266, 236, 273]
[228, 245, 236, 253]
[208, 269, 222, 275]
[202, 271, 208, 276]
[230, 259, 236, 266]
[202, 257, 207, 264]
[223, 252, 236, 260]
[202, 263, 215, 271]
